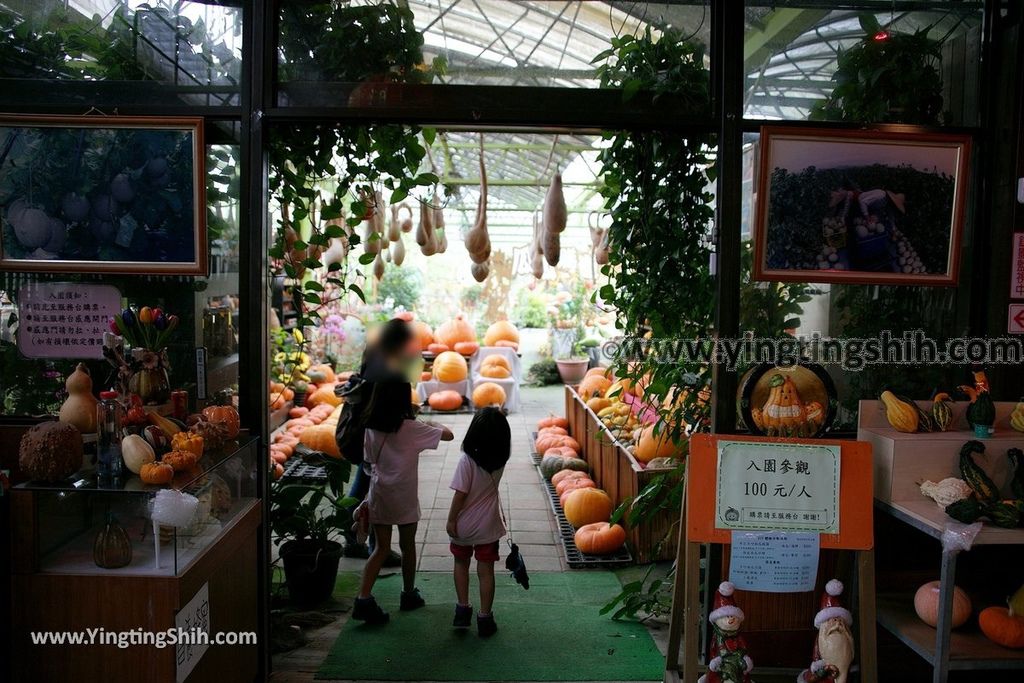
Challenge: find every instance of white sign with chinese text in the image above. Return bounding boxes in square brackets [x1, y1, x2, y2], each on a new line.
[16, 282, 121, 359]
[729, 531, 820, 592]
[175, 582, 210, 683]
[716, 440, 840, 534]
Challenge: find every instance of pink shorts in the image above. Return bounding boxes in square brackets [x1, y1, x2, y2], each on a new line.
[450, 541, 500, 562]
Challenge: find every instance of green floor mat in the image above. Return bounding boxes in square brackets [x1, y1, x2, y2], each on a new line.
[317, 571, 663, 681]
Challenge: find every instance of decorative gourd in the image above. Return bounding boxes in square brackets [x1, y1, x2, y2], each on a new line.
[201, 405, 240, 439]
[483, 321, 520, 348]
[537, 415, 569, 430]
[563, 488, 614, 528]
[959, 440, 999, 504]
[480, 364, 511, 379]
[586, 397, 612, 413]
[559, 484, 597, 506]
[985, 500, 1023, 528]
[1009, 400, 1024, 433]
[428, 390, 463, 411]
[93, 515, 132, 569]
[434, 315, 476, 350]
[578, 375, 611, 401]
[932, 392, 955, 432]
[427, 343, 450, 355]
[143, 425, 171, 454]
[574, 522, 626, 556]
[914, 581, 971, 628]
[411, 321, 434, 350]
[880, 390, 919, 433]
[122, 434, 156, 474]
[139, 461, 175, 485]
[146, 410, 182, 436]
[307, 369, 328, 385]
[19, 421, 83, 482]
[481, 354, 511, 371]
[58, 362, 98, 434]
[1010, 448, 1024, 500]
[171, 432, 204, 457]
[299, 424, 341, 458]
[454, 341, 480, 356]
[551, 469, 590, 486]
[307, 383, 341, 408]
[433, 351, 468, 382]
[162, 449, 199, 472]
[968, 390, 996, 428]
[472, 382, 506, 408]
[535, 433, 580, 453]
[979, 606, 1024, 648]
[919, 478, 972, 509]
[634, 424, 681, 464]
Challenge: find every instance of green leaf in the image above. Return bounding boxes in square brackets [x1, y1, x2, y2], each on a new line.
[622, 78, 643, 102]
[391, 187, 409, 204]
[858, 12, 882, 36]
[349, 283, 366, 302]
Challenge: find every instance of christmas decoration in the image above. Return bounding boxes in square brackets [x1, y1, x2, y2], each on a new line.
[698, 581, 753, 683]
[798, 579, 855, 683]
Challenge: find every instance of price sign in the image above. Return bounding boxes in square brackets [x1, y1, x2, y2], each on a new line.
[729, 531, 820, 592]
[716, 440, 840, 534]
[16, 282, 121, 359]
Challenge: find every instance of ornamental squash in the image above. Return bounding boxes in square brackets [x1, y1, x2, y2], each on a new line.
[543, 446, 577, 459]
[759, 374, 812, 436]
[201, 405, 240, 439]
[932, 392, 954, 432]
[428, 390, 463, 411]
[162, 449, 199, 472]
[587, 397, 612, 413]
[171, 432, 204, 457]
[58, 362, 98, 434]
[483, 320, 519, 347]
[578, 375, 611, 401]
[122, 434, 155, 474]
[1011, 400, 1024, 433]
[309, 364, 336, 383]
[979, 606, 1024, 648]
[585, 367, 610, 379]
[433, 351, 468, 382]
[480, 364, 511, 379]
[536, 415, 568, 430]
[494, 340, 519, 350]
[914, 581, 972, 628]
[574, 522, 626, 556]
[93, 515, 132, 569]
[139, 461, 175, 485]
[299, 424, 341, 458]
[472, 382, 506, 408]
[435, 314, 476, 349]
[634, 424, 681, 464]
[880, 390, 919, 433]
[556, 476, 595, 496]
[538, 425, 568, 436]
[563, 488, 613, 528]
[539, 455, 588, 480]
[969, 390, 996, 428]
[959, 440, 999, 504]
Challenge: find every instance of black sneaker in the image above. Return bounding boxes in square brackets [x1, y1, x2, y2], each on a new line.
[453, 604, 473, 629]
[400, 588, 425, 611]
[352, 597, 389, 625]
[477, 613, 498, 637]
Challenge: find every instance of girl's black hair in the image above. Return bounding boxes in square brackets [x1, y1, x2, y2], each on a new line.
[462, 407, 511, 473]
[363, 379, 415, 433]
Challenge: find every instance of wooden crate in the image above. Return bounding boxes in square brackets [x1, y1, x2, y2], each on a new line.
[565, 386, 679, 563]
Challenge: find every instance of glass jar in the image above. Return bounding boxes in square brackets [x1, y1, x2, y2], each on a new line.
[96, 390, 125, 481]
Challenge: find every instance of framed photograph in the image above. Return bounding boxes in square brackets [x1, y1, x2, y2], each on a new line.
[0, 115, 206, 275]
[752, 126, 971, 286]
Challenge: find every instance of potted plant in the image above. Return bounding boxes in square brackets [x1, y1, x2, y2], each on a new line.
[270, 455, 354, 607]
[554, 338, 590, 385]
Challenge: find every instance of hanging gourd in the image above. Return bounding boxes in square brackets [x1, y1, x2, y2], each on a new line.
[373, 251, 385, 280]
[465, 133, 491, 264]
[542, 172, 566, 267]
[471, 260, 489, 282]
[388, 205, 401, 242]
[397, 203, 414, 232]
[433, 193, 447, 254]
[59, 362, 99, 434]
[323, 236, 349, 269]
[531, 212, 545, 279]
[391, 233, 406, 266]
[418, 200, 437, 255]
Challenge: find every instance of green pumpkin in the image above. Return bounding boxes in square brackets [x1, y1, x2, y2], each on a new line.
[307, 370, 328, 385]
[540, 457, 567, 479]
[968, 391, 996, 427]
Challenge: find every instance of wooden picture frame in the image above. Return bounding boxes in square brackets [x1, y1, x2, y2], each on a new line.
[0, 115, 206, 275]
[752, 126, 971, 286]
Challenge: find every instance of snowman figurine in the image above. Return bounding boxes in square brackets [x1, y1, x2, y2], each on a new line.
[699, 582, 754, 683]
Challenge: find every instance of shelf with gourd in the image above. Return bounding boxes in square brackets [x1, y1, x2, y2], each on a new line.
[267, 363, 348, 480]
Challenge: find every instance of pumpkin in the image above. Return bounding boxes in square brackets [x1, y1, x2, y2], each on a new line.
[574, 522, 626, 555]
[162, 449, 199, 472]
[139, 461, 175, 485]
[428, 342, 450, 355]
[309, 364, 336, 383]
[543, 446, 577, 459]
[273, 462, 285, 480]
[93, 515, 132, 569]
[307, 383, 341, 408]
[587, 397, 612, 413]
[472, 382, 506, 408]
[645, 456, 680, 470]
[880, 390, 918, 433]
[914, 581, 971, 628]
[538, 425, 568, 436]
[59, 362, 98, 434]
[411, 320, 434, 350]
[979, 606, 1024, 648]
[454, 341, 480, 356]
[122, 434, 156, 474]
[481, 354, 511, 371]
[556, 476, 595, 497]
[578, 375, 611, 400]
[479, 364, 511, 379]
[201, 405, 240, 439]
[435, 314, 476, 349]
[428, 390, 463, 411]
[535, 433, 580, 454]
[433, 351, 468, 382]
[563, 487, 613, 528]
[171, 431, 204, 457]
[540, 455, 588, 479]
[420, 371, 433, 382]
[483, 320, 520, 347]
[633, 424, 681, 464]
[551, 469, 591, 486]
[585, 367, 610, 379]
[289, 406, 310, 419]
[494, 340, 519, 350]
[537, 415, 569, 430]
[299, 424, 341, 458]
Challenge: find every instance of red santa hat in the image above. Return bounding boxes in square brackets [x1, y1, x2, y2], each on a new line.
[813, 579, 853, 629]
[708, 581, 744, 624]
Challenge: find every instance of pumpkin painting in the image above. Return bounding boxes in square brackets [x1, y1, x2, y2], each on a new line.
[914, 581, 971, 628]
[435, 314, 476, 350]
[979, 606, 1024, 648]
[483, 320, 520, 347]
[472, 382, 506, 408]
[574, 522, 626, 555]
[428, 390, 463, 411]
[433, 351, 468, 383]
[563, 487, 614, 528]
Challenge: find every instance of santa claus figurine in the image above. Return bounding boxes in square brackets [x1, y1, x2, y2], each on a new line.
[698, 581, 753, 683]
[798, 579, 855, 683]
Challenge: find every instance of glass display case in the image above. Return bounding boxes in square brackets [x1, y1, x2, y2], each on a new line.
[15, 438, 257, 577]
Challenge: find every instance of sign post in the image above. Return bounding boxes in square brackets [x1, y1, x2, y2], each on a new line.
[663, 434, 876, 683]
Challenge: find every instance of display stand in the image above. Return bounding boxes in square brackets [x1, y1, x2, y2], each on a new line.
[664, 434, 877, 683]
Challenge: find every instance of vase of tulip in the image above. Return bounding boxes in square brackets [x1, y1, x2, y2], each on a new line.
[109, 306, 179, 405]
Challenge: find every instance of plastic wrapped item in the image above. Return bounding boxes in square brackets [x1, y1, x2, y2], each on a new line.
[941, 520, 983, 554]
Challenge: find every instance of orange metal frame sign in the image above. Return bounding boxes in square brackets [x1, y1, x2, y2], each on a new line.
[687, 434, 874, 550]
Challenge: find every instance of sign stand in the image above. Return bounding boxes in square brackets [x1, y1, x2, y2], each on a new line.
[664, 434, 877, 683]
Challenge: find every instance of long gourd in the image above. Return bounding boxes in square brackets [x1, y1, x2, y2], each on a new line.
[464, 133, 491, 264]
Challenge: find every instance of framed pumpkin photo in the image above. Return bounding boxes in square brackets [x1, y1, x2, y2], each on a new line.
[738, 362, 838, 438]
[752, 126, 971, 286]
[0, 115, 206, 275]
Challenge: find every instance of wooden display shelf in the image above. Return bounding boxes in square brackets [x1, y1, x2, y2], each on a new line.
[564, 386, 678, 563]
[876, 593, 1024, 671]
[878, 498, 1024, 545]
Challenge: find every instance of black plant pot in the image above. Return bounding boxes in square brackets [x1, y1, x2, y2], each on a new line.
[280, 539, 342, 607]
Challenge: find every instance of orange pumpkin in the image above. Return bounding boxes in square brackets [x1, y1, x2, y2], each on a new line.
[289, 406, 310, 419]
[171, 432, 204, 457]
[309, 364, 336, 383]
[578, 375, 611, 400]
[481, 354, 511, 369]
[411, 320, 434, 350]
[979, 606, 1024, 648]
[307, 383, 341, 408]
[574, 522, 626, 555]
[139, 461, 174, 485]
[472, 382, 506, 408]
[435, 314, 476, 349]
[428, 390, 463, 411]
[454, 341, 480, 356]
[494, 340, 519, 350]
[479, 364, 511, 379]
[563, 487, 614, 528]
[537, 415, 569, 430]
[585, 367, 610, 379]
[433, 351, 468, 382]
[161, 449, 199, 472]
[201, 405, 240, 439]
[427, 342, 450, 355]
[538, 425, 568, 436]
[634, 423, 682, 464]
[299, 424, 341, 458]
[551, 469, 590, 486]
[535, 433, 580, 453]
[483, 320, 520, 347]
[273, 462, 285, 480]
[420, 371, 433, 382]
[556, 476, 595, 497]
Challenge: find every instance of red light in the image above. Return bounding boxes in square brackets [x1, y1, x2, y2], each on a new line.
[873, 30, 890, 41]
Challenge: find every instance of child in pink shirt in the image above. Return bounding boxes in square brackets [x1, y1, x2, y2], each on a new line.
[446, 407, 511, 637]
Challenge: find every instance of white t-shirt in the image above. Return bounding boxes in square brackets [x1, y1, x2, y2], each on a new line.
[364, 419, 443, 525]
[448, 453, 506, 546]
